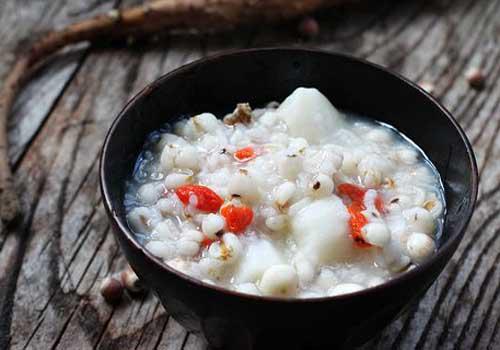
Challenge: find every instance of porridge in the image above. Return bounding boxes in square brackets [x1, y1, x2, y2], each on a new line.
[124, 87, 445, 298]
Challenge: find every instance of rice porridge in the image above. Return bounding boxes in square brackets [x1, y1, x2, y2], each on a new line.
[124, 87, 445, 298]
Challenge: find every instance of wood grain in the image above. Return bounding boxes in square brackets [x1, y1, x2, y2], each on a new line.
[1, 0, 499, 349]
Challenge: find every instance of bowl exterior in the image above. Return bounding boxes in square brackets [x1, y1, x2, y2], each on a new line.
[100, 48, 478, 349]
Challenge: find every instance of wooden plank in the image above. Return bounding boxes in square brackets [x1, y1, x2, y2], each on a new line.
[1, 0, 500, 349]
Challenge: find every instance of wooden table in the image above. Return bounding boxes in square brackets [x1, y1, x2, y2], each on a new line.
[1, 0, 499, 349]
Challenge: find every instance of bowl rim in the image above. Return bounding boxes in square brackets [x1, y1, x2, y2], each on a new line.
[100, 47, 479, 303]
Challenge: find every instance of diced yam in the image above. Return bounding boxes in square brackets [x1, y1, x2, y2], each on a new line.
[235, 240, 284, 283]
[291, 197, 352, 264]
[276, 87, 343, 143]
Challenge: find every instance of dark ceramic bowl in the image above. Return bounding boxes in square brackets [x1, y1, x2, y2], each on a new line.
[100, 48, 478, 349]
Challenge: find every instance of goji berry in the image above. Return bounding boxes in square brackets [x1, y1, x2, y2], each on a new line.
[175, 185, 224, 213]
[347, 203, 371, 248]
[220, 204, 254, 233]
[337, 183, 367, 204]
[234, 146, 256, 162]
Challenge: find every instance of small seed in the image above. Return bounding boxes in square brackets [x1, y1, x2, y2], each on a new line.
[100, 276, 123, 304]
[465, 67, 485, 90]
[298, 17, 320, 38]
[120, 267, 144, 293]
[313, 181, 321, 190]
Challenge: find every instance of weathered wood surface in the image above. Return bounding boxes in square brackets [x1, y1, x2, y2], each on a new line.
[1, 0, 499, 349]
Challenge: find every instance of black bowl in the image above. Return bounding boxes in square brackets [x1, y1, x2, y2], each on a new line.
[100, 48, 478, 349]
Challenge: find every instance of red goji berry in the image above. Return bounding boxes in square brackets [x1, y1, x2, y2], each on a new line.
[233, 146, 256, 162]
[175, 185, 224, 213]
[337, 183, 367, 204]
[347, 203, 371, 248]
[220, 204, 253, 233]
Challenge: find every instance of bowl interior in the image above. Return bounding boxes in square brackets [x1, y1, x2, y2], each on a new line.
[101, 48, 477, 263]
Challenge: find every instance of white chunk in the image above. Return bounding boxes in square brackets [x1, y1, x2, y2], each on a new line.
[407, 233, 436, 264]
[291, 197, 353, 264]
[382, 240, 411, 272]
[265, 215, 288, 231]
[174, 145, 200, 171]
[292, 252, 315, 285]
[208, 233, 242, 264]
[235, 240, 284, 283]
[202, 214, 225, 239]
[288, 197, 312, 216]
[288, 137, 309, 154]
[278, 154, 302, 180]
[127, 207, 158, 233]
[155, 196, 182, 217]
[197, 257, 225, 280]
[177, 239, 200, 257]
[228, 173, 260, 202]
[276, 87, 343, 143]
[160, 145, 178, 172]
[259, 265, 298, 297]
[146, 241, 175, 260]
[315, 269, 338, 290]
[259, 111, 278, 127]
[193, 113, 219, 133]
[274, 181, 296, 207]
[156, 133, 188, 152]
[341, 150, 362, 175]
[361, 222, 391, 247]
[303, 149, 343, 176]
[403, 207, 436, 236]
[183, 229, 204, 243]
[137, 182, 164, 205]
[328, 283, 364, 296]
[307, 173, 334, 198]
[154, 220, 179, 241]
[164, 173, 191, 189]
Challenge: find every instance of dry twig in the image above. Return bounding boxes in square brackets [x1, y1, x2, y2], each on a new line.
[0, 0, 349, 222]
